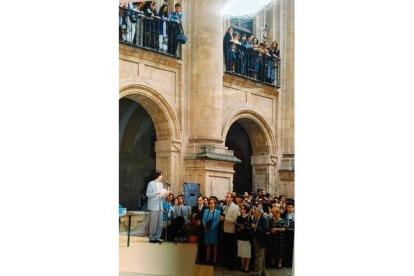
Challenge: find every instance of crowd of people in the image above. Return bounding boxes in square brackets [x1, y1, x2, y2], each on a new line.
[119, 1, 183, 56]
[223, 27, 280, 86]
[145, 171, 294, 276]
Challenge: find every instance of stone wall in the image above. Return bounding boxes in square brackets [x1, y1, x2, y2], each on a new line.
[119, 211, 150, 237]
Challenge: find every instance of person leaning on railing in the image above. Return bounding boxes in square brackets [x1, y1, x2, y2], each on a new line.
[125, 2, 137, 43]
[251, 37, 260, 79]
[157, 4, 169, 53]
[134, 2, 146, 47]
[143, 1, 159, 49]
[269, 41, 280, 86]
[168, 3, 183, 56]
[231, 32, 242, 73]
[223, 27, 234, 71]
[238, 34, 248, 76]
[262, 46, 273, 84]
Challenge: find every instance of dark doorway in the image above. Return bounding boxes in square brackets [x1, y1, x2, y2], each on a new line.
[119, 98, 156, 211]
[225, 122, 252, 193]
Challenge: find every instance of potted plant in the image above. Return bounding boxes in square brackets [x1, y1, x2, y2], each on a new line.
[185, 212, 199, 243]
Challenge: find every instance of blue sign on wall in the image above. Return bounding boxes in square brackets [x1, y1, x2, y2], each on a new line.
[183, 183, 200, 207]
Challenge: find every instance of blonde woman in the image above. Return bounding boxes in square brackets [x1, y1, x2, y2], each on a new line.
[267, 207, 287, 268]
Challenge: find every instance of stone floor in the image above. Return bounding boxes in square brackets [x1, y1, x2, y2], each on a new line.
[212, 265, 292, 276]
[120, 235, 293, 276]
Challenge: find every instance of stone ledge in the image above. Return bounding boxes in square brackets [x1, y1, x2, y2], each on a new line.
[184, 144, 241, 163]
[223, 72, 279, 95]
[119, 43, 183, 69]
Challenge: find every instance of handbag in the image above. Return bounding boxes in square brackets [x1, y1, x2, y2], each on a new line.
[176, 25, 187, 44]
[205, 210, 215, 229]
[205, 219, 213, 229]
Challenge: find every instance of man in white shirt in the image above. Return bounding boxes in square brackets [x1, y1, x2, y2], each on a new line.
[219, 192, 241, 270]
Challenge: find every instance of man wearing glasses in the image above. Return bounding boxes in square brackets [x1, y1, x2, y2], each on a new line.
[146, 170, 169, 244]
[219, 192, 240, 270]
[171, 194, 191, 242]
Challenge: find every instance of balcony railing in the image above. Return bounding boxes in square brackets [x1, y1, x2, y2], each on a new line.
[224, 43, 280, 88]
[119, 7, 181, 59]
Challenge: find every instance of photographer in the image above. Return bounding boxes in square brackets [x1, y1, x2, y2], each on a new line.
[202, 198, 220, 264]
[235, 204, 253, 273]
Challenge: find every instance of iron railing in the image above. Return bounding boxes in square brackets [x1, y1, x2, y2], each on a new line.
[224, 42, 280, 88]
[119, 7, 181, 59]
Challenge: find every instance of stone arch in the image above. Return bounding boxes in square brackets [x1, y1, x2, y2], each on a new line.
[222, 109, 278, 194]
[222, 109, 277, 157]
[119, 82, 181, 143]
[119, 82, 182, 199]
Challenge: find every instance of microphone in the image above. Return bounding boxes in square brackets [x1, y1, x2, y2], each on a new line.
[166, 181, 174, 188]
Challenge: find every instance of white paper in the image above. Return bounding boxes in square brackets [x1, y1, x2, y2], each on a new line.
[159, 188, 169, 197]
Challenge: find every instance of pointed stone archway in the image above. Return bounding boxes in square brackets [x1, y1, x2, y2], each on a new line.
[222, 110, 278, 195]
[120, 82, 182, 204]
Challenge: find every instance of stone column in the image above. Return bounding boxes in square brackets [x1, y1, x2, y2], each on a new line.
[251, 155, 277, 195]
[182, 0, 240, 197]
[188, 0, 224, 143]
[277, 0, 295, 197]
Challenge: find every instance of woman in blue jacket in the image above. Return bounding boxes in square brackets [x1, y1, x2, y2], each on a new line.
[202, 198, 220, 263]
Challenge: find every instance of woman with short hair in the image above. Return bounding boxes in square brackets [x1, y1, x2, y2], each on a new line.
[236, 204, 253, 272]
[202, 198, 220, 264]
[267, 207, 287, 268]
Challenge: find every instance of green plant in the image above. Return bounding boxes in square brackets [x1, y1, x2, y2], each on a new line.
[184, 212, 198, 236]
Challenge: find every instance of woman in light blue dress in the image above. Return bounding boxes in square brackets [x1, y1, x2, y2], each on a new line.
[202, 198, 220, 263]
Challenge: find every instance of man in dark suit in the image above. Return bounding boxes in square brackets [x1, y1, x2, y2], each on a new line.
[192, 196, 207, 220]
[192, 196, 206, 263]
[281, 201, 295, 267]
[251, 204, 269, 276]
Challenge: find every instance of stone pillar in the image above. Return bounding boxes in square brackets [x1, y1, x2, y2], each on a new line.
[277, 0, 295, 197]
[155, 139, 182, 193]
[188, 0, 224, 143]
[251, 155, 277, 195]
[183, 0, 240, 197]
[184, 158, 235, 200]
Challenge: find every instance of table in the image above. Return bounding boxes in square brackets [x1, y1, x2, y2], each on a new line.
[119, 212, 134, 247]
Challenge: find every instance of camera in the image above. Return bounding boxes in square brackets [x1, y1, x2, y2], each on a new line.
[288, 219, 294, 229]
